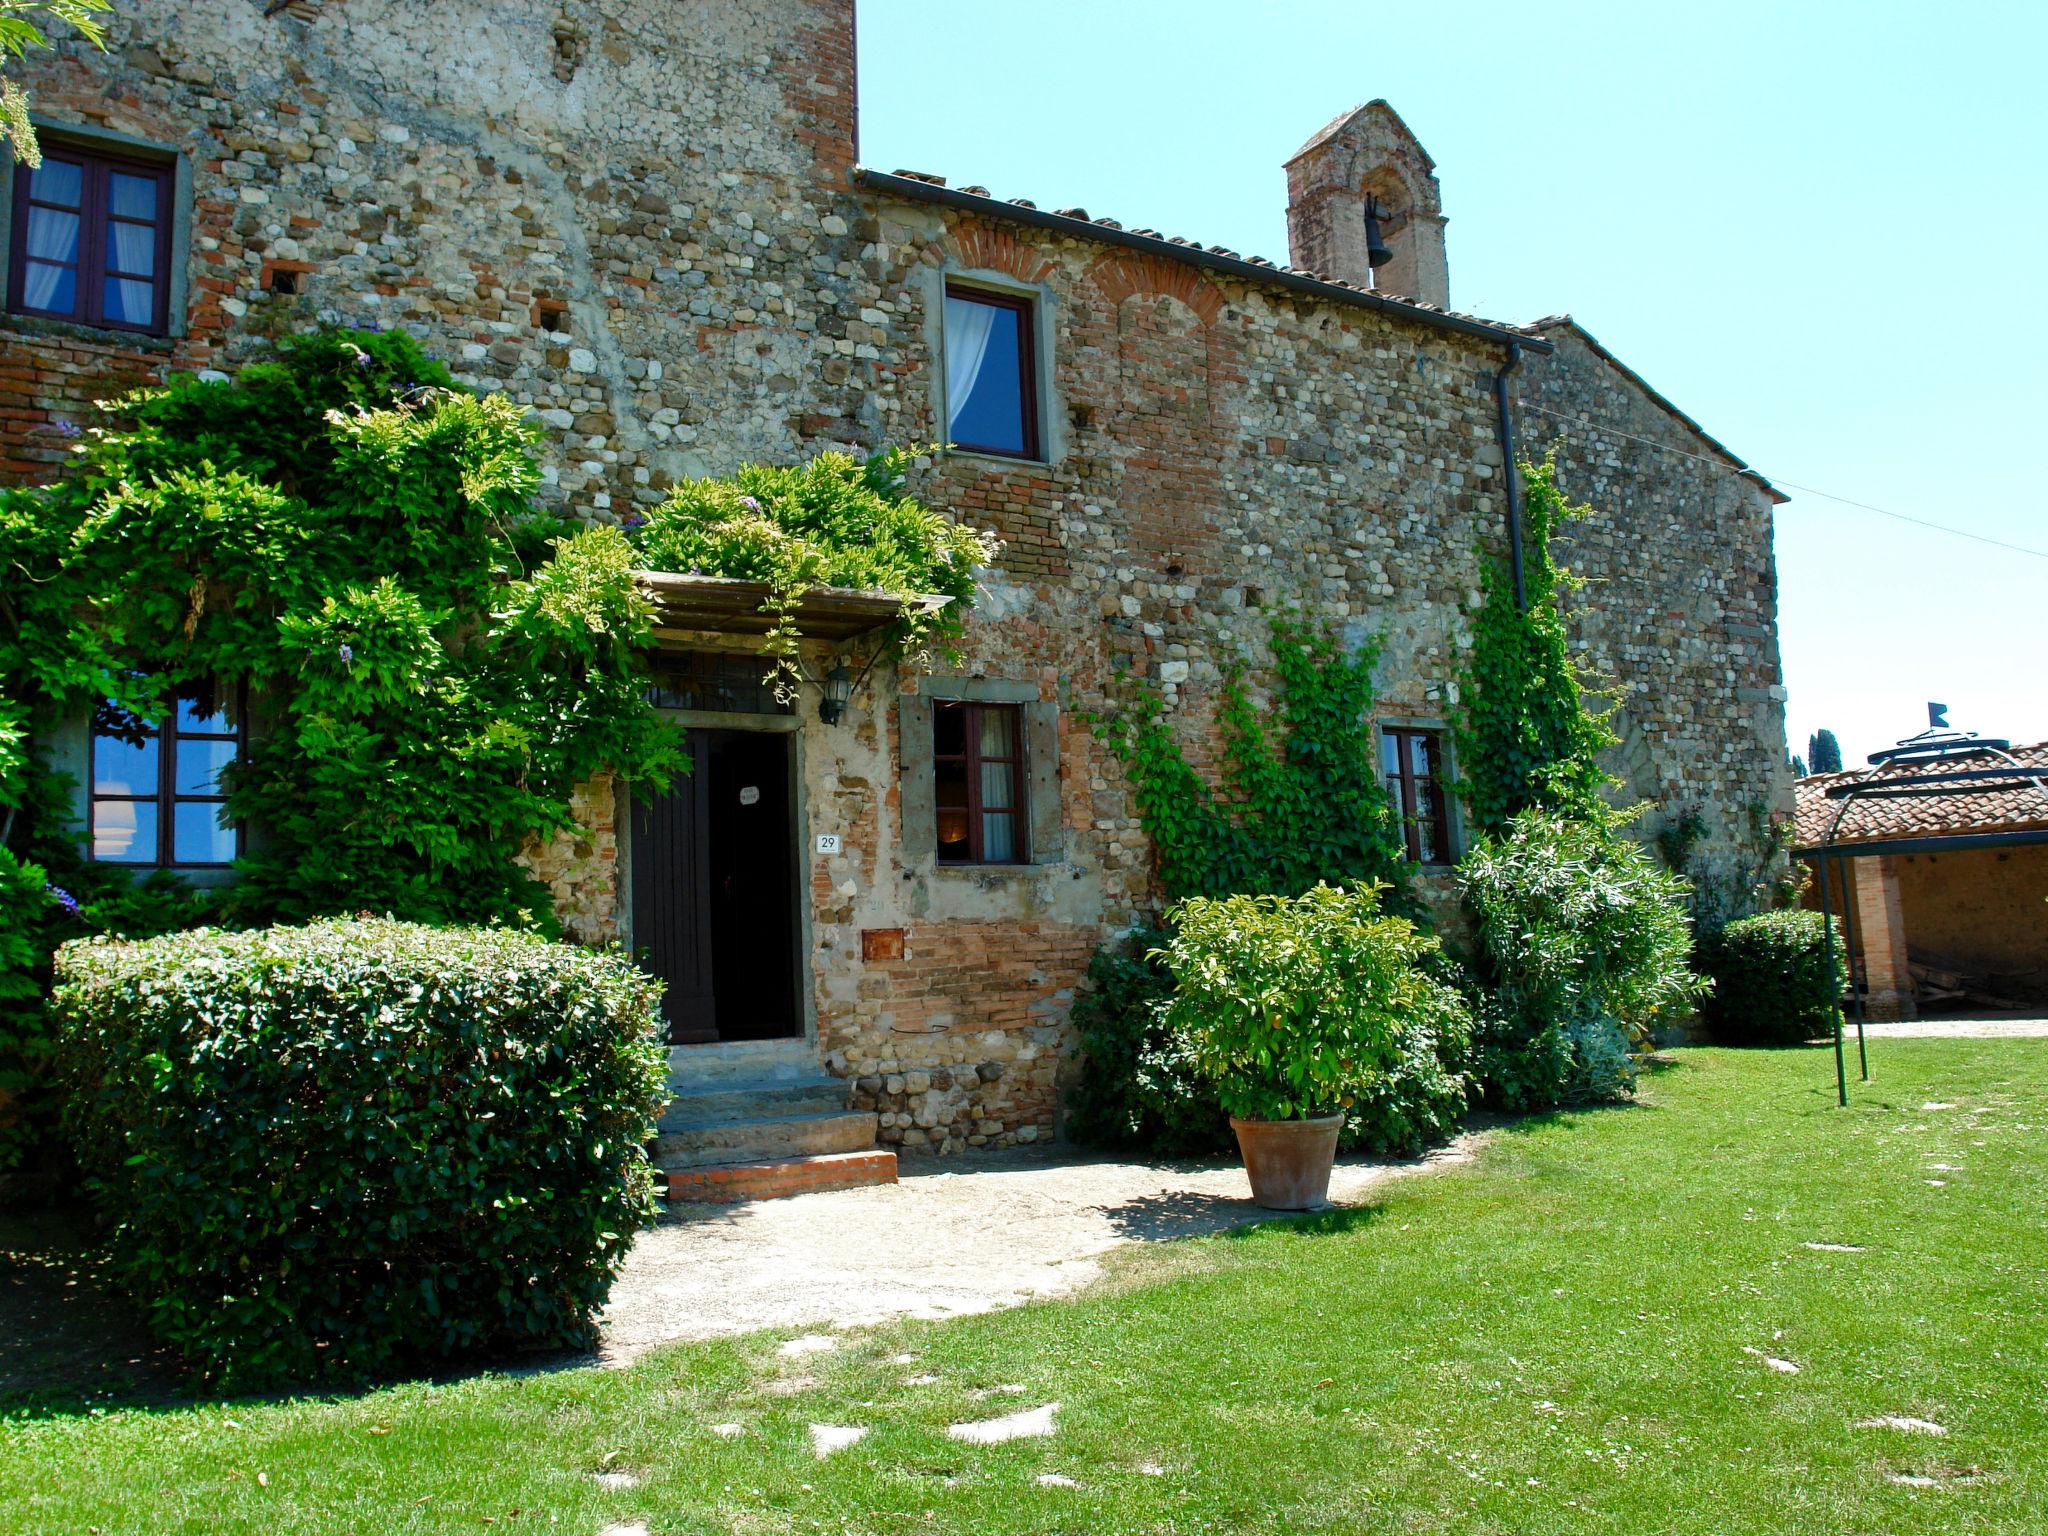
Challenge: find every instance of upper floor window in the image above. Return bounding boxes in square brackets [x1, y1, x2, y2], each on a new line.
[933, 699, 1024, 863]
[8, 144, 174, 335]
[942, 285, 1039, 459]
[90, 688, 243, 867]
[1381, 727, 1452, 866]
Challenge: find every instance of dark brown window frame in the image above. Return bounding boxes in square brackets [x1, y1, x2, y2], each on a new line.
[942, 283, 1041, 461]
[8, 141, 175, 336]
[932, 699, 1027, 865]
[1381, 726, 1453, 866]
[88, 689, 246, 870]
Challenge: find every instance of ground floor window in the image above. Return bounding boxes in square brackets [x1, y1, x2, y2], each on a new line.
[89, 685, 242, 867]
[1381, 726, 1452, 865]
[933, 700, 1024, 863]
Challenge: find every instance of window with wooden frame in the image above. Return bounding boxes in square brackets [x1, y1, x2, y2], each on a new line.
[89, 687, 244, 868]
[1380, 727, 1452, 866]
[941, 284, 1040, 459]
[8, 142, 175, 335]
[932, 700, 1025, 863]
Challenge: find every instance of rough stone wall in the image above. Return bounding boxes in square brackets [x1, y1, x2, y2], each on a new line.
[2, 7, 1791, 1150]
[521, 772, 619, 946]
[0, 0, 863, 513]
[1511, 323, 1795, 889]
[794, 207, 1514, 1146]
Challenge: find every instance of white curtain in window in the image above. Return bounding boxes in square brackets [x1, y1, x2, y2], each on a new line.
[942, 294, 997, 424]
[109, 219, 154, 278]
[22, 206, 76, 310]
[107, 221, 156, 323]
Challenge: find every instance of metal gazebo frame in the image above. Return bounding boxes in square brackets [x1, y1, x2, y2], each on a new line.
[1800, 724, 2048, 1106]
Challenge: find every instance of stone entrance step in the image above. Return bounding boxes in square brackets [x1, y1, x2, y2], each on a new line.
[658, 1077, 851, 1130]
[663, 1149, 899, 1204]
[654, 1037, 891, 1200]
[654, 1108, 880, 1169]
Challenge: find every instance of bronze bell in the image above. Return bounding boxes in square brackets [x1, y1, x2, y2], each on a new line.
[1363, 195, 1394, 270]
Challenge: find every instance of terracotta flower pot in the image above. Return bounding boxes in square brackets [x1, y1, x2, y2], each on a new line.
[1229, 1113, 1344, 1210]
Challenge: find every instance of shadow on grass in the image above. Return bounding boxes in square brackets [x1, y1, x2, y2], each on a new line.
[0, 1208, 623, 1423]
[1219, 1201, 1391, 1242]
[0, 1208, 185, 1420]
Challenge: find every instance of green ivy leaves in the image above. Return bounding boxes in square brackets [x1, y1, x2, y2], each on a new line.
[630, 444, 999, 695]
[1454, 453, 1618, 838]
[1088, 614, 1412, 907]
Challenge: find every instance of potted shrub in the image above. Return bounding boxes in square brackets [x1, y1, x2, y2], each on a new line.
[1157, 882, 1466, 1209]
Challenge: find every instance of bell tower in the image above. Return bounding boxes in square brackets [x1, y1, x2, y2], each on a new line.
[1284, 100, 1450, 309]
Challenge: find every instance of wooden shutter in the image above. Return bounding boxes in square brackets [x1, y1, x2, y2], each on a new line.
[631, 728, 717, 1042]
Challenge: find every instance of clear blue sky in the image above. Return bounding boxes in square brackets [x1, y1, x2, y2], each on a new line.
[856, 0, 2048, 769]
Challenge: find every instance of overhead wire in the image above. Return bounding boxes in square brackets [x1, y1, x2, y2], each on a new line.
[1514, 401, 2048, 562]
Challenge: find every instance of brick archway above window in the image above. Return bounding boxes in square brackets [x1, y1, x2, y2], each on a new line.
[1086, 251, 1225, 326]
[943, 222, 1057, 286]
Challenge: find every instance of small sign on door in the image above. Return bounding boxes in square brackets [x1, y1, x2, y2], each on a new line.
[815, 833, 842, 854]
[738, 785, 760, 806]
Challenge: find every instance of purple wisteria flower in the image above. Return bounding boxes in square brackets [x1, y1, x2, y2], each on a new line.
[621, 512, 646, 530]
[45, 418, 81, 438]
[45, 884, 80, 916]
[739, 495, 761, 512]
[338, 643, 355, 665]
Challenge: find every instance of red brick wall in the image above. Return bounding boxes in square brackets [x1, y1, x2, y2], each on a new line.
[1893, 843, 2048, 1004]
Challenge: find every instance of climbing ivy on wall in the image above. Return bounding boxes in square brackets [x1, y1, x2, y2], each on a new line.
[1453, 451, 1617, 837]
[1090, 614, 1411, 905]
[0, 328, 685, 1174]
[629, 445, 997, 696]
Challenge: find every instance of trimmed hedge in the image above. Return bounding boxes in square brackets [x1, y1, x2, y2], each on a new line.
[1698, 909, 1847, 1046]
[55, 918, 669, 1388]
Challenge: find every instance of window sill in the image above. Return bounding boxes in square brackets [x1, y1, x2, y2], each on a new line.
[942, 446, 1052, 472]
[932, 861, 1043, 876]
[90, 863, 239, 889]
[1, 312, 179, 349]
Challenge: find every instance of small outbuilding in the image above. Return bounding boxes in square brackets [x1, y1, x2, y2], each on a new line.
[1795, 740, 2048, 1017]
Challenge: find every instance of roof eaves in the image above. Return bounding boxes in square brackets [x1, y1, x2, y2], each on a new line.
[1528, 315, 1785, 503]
[855, 167, 1550, 354]
[1286, 98, 1438, 173]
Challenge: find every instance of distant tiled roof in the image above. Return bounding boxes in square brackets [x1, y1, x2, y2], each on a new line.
[1794, 741, 2048, 849]
[854, 168, 1551, 353]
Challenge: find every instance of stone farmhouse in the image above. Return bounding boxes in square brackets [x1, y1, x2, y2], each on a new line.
[5, 1, 1791, 1196]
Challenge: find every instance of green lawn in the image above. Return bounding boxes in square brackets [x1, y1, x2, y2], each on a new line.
[5, 1040, 2045, 1534]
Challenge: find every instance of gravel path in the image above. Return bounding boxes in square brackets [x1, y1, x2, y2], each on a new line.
[1841, 1016, 2048, 1039]
[597, 1137, 1481, 1364]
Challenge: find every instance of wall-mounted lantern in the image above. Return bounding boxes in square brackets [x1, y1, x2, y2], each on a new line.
[817, 660, 854, 725]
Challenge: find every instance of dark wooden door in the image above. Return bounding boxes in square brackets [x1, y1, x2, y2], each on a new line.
[630, 728, 801, 1045]
[706, 731, 799, 1040]
[631, 727, 717, 1043]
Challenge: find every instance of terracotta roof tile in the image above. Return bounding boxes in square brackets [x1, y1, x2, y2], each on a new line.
[854, 168, 1551, 352]
[1794, 741, 2048, 848]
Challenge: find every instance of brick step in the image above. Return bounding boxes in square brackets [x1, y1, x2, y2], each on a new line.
[657, 1077, 849, 1131]
[652, 1109, 879, 1170]
[664, 1149, 899, 1204]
